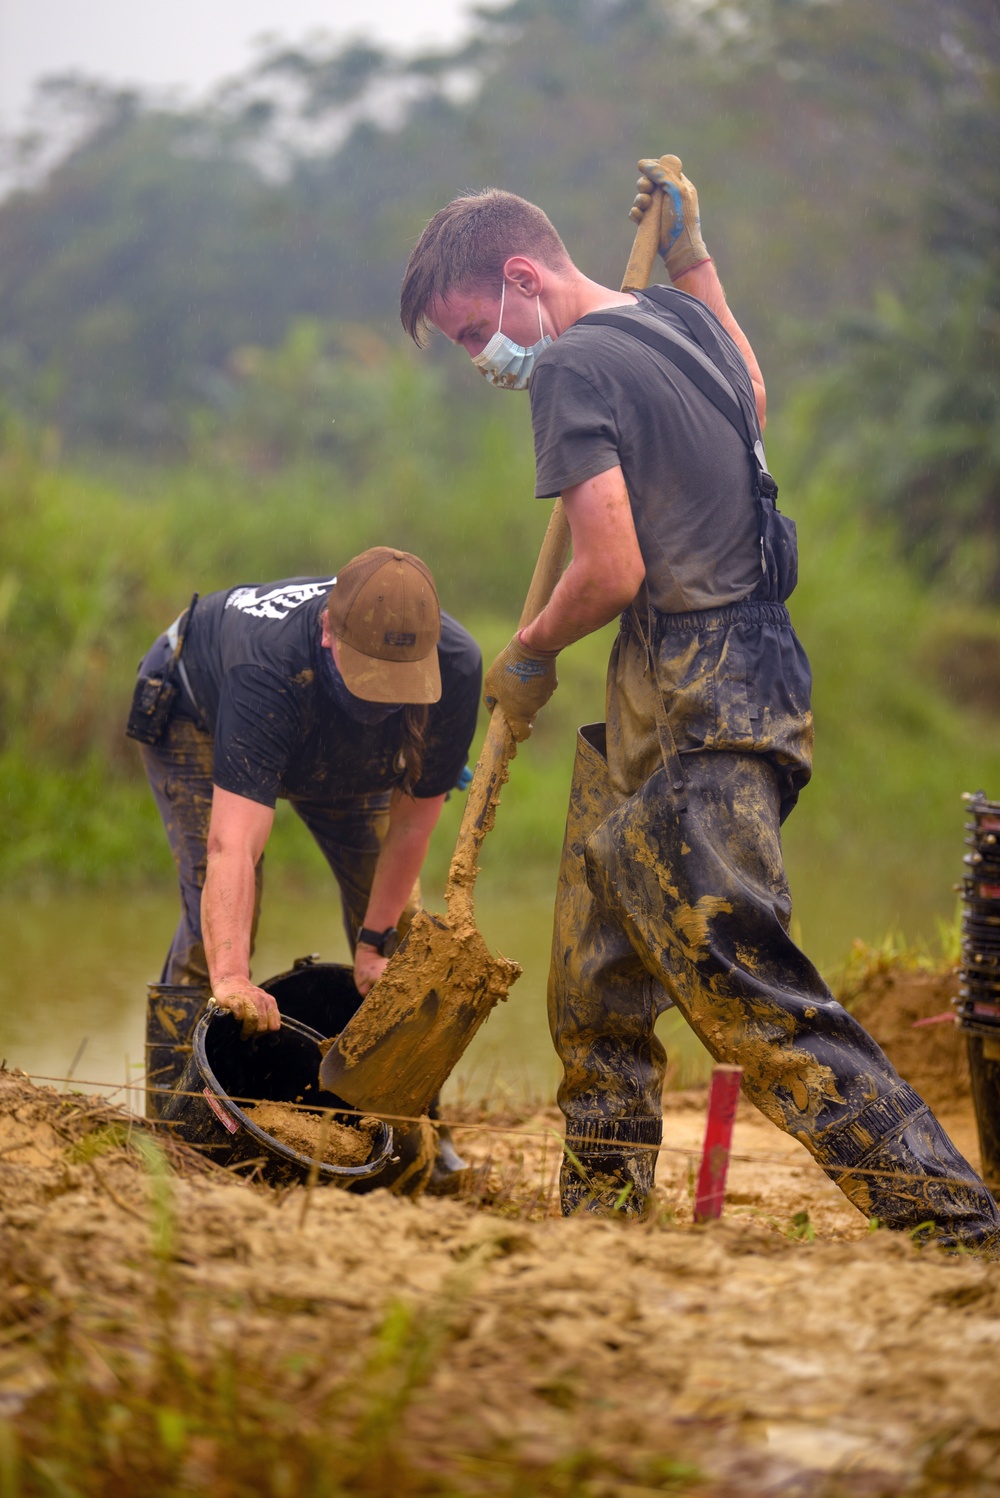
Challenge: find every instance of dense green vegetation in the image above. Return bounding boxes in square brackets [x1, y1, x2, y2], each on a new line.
[0, 0, 998, 965]
[0, 0, 997, 592]
[3, 379, 1000, 964]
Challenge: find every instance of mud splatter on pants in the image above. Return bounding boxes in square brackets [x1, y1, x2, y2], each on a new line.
[139, 716, 393, 988]
[550, 609, 1000, 1250]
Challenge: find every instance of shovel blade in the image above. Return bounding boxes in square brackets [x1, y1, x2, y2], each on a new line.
[319, 908, 521, 1117]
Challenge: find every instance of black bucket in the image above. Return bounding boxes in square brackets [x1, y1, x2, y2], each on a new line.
[145, 983, 208, 1120]
[143, 957, 359, 1120]
[259, 956, 456, 1196]
[160, 1006, 394, 1186]
[965, 1027, 1000, 1196]
[259, 955, 364, 1037]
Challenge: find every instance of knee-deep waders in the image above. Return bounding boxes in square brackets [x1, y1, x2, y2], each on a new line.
[549, 609, 1000, 1253]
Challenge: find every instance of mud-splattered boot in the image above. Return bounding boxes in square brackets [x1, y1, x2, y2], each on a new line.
[813, 1084, 1000, 1256]
[426, 1123, 472, 1196]
[564, 734, 1000, 1253]
[561, 1115, 662, 1217]
[365, 1100, 472, 1198]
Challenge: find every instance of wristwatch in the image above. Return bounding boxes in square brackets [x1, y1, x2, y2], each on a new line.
[356, 925, 400, 958]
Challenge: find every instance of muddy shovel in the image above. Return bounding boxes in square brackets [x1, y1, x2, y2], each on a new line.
[318, 501, 569, 1116]
[319, 179, 666, 1119]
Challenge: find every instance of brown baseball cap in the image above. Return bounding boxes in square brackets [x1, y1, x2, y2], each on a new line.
[326, 548, 442, 703]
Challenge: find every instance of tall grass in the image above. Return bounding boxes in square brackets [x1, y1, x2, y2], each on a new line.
[2, 382, 999, 962]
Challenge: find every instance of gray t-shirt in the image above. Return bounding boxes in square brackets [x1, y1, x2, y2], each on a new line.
[529, 288, 761, 614]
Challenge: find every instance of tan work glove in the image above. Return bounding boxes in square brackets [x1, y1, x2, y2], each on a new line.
[483, 630, 559, 742]
[629, 155, 711, 282]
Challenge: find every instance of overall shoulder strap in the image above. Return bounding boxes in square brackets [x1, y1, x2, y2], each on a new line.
[582, 291, 777, 495]
[582, 307, 750, 447]
[640, 286, 762, 443]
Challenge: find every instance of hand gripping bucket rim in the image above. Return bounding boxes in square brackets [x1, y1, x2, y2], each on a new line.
[164, 1006, 394, 1182]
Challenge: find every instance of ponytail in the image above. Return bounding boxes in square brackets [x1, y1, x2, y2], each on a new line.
[397, 704, 429, 795]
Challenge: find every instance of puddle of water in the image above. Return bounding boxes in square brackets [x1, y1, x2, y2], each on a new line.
[0, 881, 714, 1111]
[0, 884, 567, 1106]
[0, 820, 958, 1112]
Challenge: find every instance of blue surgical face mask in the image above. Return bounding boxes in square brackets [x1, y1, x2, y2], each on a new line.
[319, 638, 403, 725]
[471, 282, 552, 391]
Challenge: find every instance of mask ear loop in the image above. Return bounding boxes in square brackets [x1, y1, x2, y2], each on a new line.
[497, 279, 507, 334]
[536, 295, 544, 340]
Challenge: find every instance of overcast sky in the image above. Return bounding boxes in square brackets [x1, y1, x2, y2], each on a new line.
[0, 0, 477, 129]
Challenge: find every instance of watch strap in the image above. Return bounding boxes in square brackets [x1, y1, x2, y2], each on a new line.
[357, 925, 399, 956]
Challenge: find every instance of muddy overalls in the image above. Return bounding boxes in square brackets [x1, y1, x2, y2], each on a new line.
[549, 301, 1000, 1251]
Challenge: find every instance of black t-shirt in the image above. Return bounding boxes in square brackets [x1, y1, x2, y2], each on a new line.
[529, 288, 762, 614]
[172, 577, 481, 807]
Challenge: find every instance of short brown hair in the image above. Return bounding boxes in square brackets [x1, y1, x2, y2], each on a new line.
[400, 189, 571, 345]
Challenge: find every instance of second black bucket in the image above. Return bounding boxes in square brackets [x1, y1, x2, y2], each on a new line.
[145, 983, 208, 1121]
[160, 1007, 394, 1187]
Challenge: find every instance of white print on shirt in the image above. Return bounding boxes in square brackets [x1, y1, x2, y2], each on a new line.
[225, 578, 337, 621]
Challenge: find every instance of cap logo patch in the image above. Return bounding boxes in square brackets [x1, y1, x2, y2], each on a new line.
[384, 631, 417, 647]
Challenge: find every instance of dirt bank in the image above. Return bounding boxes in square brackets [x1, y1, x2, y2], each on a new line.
[838, 948, 969, 1113]
[1, 1057, 999, 1496]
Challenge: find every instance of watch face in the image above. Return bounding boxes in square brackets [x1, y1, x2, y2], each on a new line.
[382, 928, 400, 959]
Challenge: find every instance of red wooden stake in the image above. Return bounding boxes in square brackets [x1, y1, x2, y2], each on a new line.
[693, 1064, 743, 1223]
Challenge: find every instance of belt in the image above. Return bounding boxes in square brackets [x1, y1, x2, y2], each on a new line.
[622, 598, 791, 637]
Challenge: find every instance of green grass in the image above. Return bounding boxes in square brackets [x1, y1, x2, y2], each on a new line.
[2, 400, 999, 969]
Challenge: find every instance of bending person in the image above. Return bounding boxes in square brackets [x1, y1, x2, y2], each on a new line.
[399, 160, 1000, 1253]
[129, 548, 480, 1032]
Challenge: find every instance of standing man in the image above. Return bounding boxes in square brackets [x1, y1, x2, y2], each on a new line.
[399, 160, 1000, 1251]
[129, 548, 481, 1027]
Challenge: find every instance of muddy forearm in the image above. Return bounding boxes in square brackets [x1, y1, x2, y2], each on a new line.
[522, 557, 632, 653]
[521, 469, 646, 654]
[202, 848, 258, 989]
[361, 793, 445, 932]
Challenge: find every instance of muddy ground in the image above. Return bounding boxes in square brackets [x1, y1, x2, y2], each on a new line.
[1, 960, 998, 1495]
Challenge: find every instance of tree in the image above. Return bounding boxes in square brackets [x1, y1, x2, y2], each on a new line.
[0, 0, 996, 453]
[794, 21, 1000, 596]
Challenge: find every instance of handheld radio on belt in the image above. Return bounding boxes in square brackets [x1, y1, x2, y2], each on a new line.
[125, 593, 199, 745]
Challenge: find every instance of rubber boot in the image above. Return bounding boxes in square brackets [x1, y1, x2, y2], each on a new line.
[422, 1095, 470, 1195]
[548, 724, 669, 1217]
[145, 982, 209, 1119]
[425, 1123, 472, 1196]
[551, 713, 1000, 1247]
[583, 750, 1000, 1252]
[965, 1031, 1000, 1198]
[354, 1097, 470, 1197]
[814, 1084, 1000, 1255]
[561, 1115, 661, 1217]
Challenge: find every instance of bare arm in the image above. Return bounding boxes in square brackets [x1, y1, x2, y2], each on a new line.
[673, 259, 766, 429]
[354, 789, 447, 996]
[202, 787, 280, 1032]
[519, 467, 646, 653]
[631, 156, 766, 428]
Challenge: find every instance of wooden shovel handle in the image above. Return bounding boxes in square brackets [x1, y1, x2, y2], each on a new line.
[444, 169, 666, 915]
[445, 501, 571, 914]
[620, 182, 664, 293]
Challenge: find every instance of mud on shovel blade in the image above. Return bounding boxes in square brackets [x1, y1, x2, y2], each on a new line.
[319, 172, 667, 1119]
[319, 502, 571, 1118]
